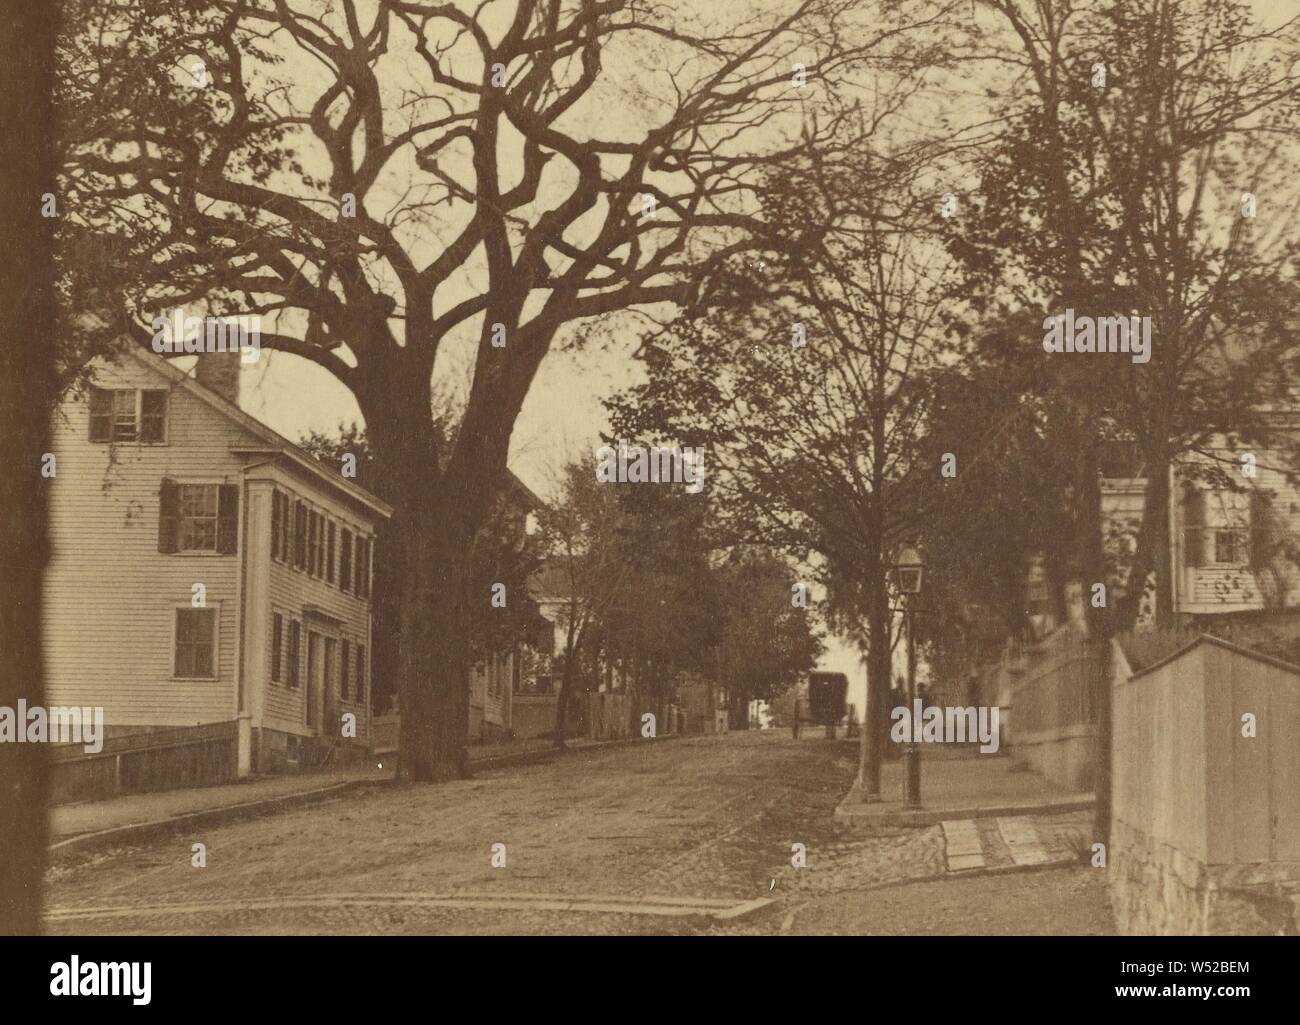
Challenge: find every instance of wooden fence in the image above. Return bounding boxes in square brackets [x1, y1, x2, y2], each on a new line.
[49, 720, 240, 804]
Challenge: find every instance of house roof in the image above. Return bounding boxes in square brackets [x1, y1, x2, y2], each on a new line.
[119, 346, 393, 520]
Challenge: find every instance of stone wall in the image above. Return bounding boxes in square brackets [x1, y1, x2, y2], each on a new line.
[1110, 820, 1300, 934]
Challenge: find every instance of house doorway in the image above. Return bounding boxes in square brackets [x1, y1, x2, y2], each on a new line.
[306, 631, 322, 732]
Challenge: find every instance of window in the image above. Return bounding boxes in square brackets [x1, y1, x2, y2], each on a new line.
[271, 613, 283, 683]
[356, 643, 366, 702]
[326, 521, 336, 584]
[287, 619, 301, 688]
[1214, 530, 1246, 565]
[340, 639, 350, 700]
[294, 501, 307, 569]
[174, 608, 217, 679]
[339, 529, 353, 592]
[89, 387, 167, 443]
[158, 481, 237, 554]
[179, 484, 218, 551]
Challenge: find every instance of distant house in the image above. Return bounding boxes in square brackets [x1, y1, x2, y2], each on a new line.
[43, 346, 391, 794]
[1099, 421, 1300, 624]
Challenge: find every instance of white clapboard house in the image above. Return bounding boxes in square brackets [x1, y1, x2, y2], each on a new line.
[43, 345, 391, 797]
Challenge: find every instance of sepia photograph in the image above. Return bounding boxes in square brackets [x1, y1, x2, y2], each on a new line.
[2, 0, 1298, 1006]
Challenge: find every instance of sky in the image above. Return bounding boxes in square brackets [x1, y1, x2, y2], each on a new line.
[220, 0, 1300, 709]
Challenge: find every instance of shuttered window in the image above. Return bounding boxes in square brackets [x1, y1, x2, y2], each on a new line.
[158, 482, 238, 553]
[174, 608, 217, 679]
[88, 387, 167, 443]
[356, 643, 366, 703]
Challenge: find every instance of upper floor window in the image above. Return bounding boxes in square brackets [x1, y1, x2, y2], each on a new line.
[1214, 529, 1247, 565]
[89, 387, 167, 443]
[158, 480, 238, 554]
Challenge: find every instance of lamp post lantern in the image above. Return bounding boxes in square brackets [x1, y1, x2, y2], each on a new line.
[893, 546, 924, 809]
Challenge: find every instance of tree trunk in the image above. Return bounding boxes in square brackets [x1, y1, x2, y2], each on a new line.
[555, 643, 576, 750]
[367, 387, 478, 782]
[856, 561, 891, 799]
[0, 0, 56, 935]
[1115, 454, 1173, 633]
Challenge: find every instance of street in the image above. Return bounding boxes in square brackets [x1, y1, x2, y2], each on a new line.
[44, 733, 1113, 935]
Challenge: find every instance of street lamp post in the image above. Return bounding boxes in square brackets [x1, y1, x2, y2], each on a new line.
[893, 546, 924, 810]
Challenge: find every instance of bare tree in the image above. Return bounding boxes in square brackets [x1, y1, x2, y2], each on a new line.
[57, 0, 943, 778]
[536, 459, 628, 748]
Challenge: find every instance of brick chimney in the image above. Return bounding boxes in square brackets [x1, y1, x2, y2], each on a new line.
[194, 351, 241, 407]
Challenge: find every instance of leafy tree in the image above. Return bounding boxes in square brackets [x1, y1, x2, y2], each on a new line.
[712, 549, 823, 728]
[950, 0, 1300, 633]
[609, 142, 958, 798]
[534, 458, 629, 747]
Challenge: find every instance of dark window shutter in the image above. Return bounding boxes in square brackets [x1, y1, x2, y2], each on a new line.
[158, 478, 179, 553]
[1249, 490, 1275, 568]
[1183, 487, 1207, 568]
[327, 521, 336, 584]
[294, 502, 307, 568]
[140, 390, 167, 442]
[283, 494, 293, 564]
[340, 529, 352, 592]
[217, 484, 239, 554]
[271, 491, 281, 560]
[88, 387, 112, 442]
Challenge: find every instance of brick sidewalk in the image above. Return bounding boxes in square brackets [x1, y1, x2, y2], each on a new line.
[835, 751, 1093, 827]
